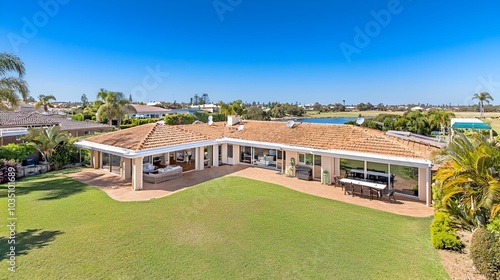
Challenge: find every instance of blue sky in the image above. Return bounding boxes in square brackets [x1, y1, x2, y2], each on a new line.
[1, 0, 499, 105]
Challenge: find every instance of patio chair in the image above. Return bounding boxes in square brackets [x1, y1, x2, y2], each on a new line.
[385, 189, 396, 203]
[344, 182, 353, 196]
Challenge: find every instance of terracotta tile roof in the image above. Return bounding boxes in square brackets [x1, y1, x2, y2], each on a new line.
[85, 123, 208, 150]
[131, 104, 170, 114]
[178, 121, 438, 160]
[84, 121, 439, 160]
[0, 111, 113, 130]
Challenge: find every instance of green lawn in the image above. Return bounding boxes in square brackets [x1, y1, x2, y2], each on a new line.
[0, 172, 448, 279]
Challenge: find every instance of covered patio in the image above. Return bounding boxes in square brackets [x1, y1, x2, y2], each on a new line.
[67, 165, 433, 217]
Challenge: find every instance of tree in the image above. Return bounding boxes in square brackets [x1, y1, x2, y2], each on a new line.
[0, 52, 29, 108]
[472, 92, 494, 119]
[34, 94, 57, 113]
[427, 109, 455, 135]
[129, 94, 132, 102]
[313, 102, 322, 111]
[433, 133, 500, 229]
[96, 89, 136, 127]
[81, 94, 89, 108]
[23, 126, 70, 164]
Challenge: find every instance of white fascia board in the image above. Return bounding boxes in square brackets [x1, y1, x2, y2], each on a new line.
[74, 139, 218, 158]
[76, 137, 432, 168]
[222, 137, 432, 168]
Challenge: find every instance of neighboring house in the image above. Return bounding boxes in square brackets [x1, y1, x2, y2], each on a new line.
[165, 108, 200, 115]
[190, 104, 219, 113]
[75, 118, 440, 206]
[0, 111, 114, 145]
[130, 104, 170, 119]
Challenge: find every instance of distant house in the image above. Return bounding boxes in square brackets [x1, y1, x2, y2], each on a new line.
[130, 104, 170, 119]
[0, 111, 113, 146]
[162, 108, 198, 115]
[189, 104, 219, 113]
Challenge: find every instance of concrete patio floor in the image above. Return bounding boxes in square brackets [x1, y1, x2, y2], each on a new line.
[67, 165, 434, 217]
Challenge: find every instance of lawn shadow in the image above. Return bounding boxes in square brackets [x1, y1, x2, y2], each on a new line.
[0, 229, 63, 261]
[0, 170, 87, 200]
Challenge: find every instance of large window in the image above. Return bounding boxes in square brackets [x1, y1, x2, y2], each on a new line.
[227, 145, 233, 158]
[298, 153, 313, 165]
[391, 164, 418, 197]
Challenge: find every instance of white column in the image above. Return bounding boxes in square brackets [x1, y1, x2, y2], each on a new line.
[131, 157, 143, 191]
[221, 144, 228, 164]
[122, 158, 132, 180]
[212, 145, 219, 167]
[426, 166, 432, 207]
[92, 150, 100, 169]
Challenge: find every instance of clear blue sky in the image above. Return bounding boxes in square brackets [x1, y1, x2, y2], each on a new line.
[1, 0, 499, 105]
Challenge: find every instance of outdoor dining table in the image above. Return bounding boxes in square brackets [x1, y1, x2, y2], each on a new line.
[340, 178, 387, 200]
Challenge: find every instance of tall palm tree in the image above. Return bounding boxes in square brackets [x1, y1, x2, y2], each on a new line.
[472, 92, 494, 119]
[34, 94, 57, 113]
[0, 52, 29, 108]
[24, 126, 70, 164]
[96, 89, 135, 127]
[433, 133, 500, 229]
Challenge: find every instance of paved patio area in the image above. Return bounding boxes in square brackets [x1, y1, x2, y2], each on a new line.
[67, 165, 434, 217]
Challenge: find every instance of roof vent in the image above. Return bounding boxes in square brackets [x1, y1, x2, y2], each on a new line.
[286, 120, 295, 128]
[208, 115, 213, 126]
[238, 124, 244, 131]
[157, 120, 165, 125]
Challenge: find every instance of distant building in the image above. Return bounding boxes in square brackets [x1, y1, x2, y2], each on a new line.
[189, 104, 219, 113]
[0, 111, 113, 145]
[130, 104, 170, 118]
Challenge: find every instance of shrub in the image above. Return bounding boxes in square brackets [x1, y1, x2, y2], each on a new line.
[164, 114, 195, 125]
[430, 211, 464, 251]
[0, 159, 20, 184]
[0, 143, 36, 162]
[488, 216, 500, 235]
[50, 138, 90, 168]
[470, 227, 500, 279]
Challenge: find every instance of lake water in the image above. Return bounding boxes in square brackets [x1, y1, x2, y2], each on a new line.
[292, 117, 357, 124]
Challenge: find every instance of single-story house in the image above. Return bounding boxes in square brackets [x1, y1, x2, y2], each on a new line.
[0, 111, 113, 145]
[75, 117, 440, 206]
[130, 104, 170, 119]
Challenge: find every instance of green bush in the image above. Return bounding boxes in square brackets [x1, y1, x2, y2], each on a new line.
[50, 138, 90, 168]
[164, 114, 195, 125]
[0, 143, 36, 162]
[430, 211, 464, 251]
[488, 216, 500, 235]
[470, 227, 500, 280]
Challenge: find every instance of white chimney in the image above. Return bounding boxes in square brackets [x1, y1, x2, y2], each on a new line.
[227, 115, 241, 126]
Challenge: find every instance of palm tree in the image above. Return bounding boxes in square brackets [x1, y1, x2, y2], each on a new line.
[427, 109, 455, 135]
[433, 133, 500, 229]
[472, 92, 494, 119]
[0, 52, 29, 108]
[96, 89, 135, 127]
[34, 94, 57, 113]
[24, 126, 70, 164]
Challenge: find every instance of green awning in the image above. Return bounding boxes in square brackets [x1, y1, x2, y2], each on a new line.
[451, 121, 491, 130]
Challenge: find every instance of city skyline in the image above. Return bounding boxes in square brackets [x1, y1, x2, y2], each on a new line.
[1, 0, 499, 105]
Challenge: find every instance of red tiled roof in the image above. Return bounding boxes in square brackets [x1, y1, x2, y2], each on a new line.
[83, 121, 439, 160]
[0, 111, 113, 130]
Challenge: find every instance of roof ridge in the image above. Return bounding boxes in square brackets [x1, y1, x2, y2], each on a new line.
[137, 123, 160, 150]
